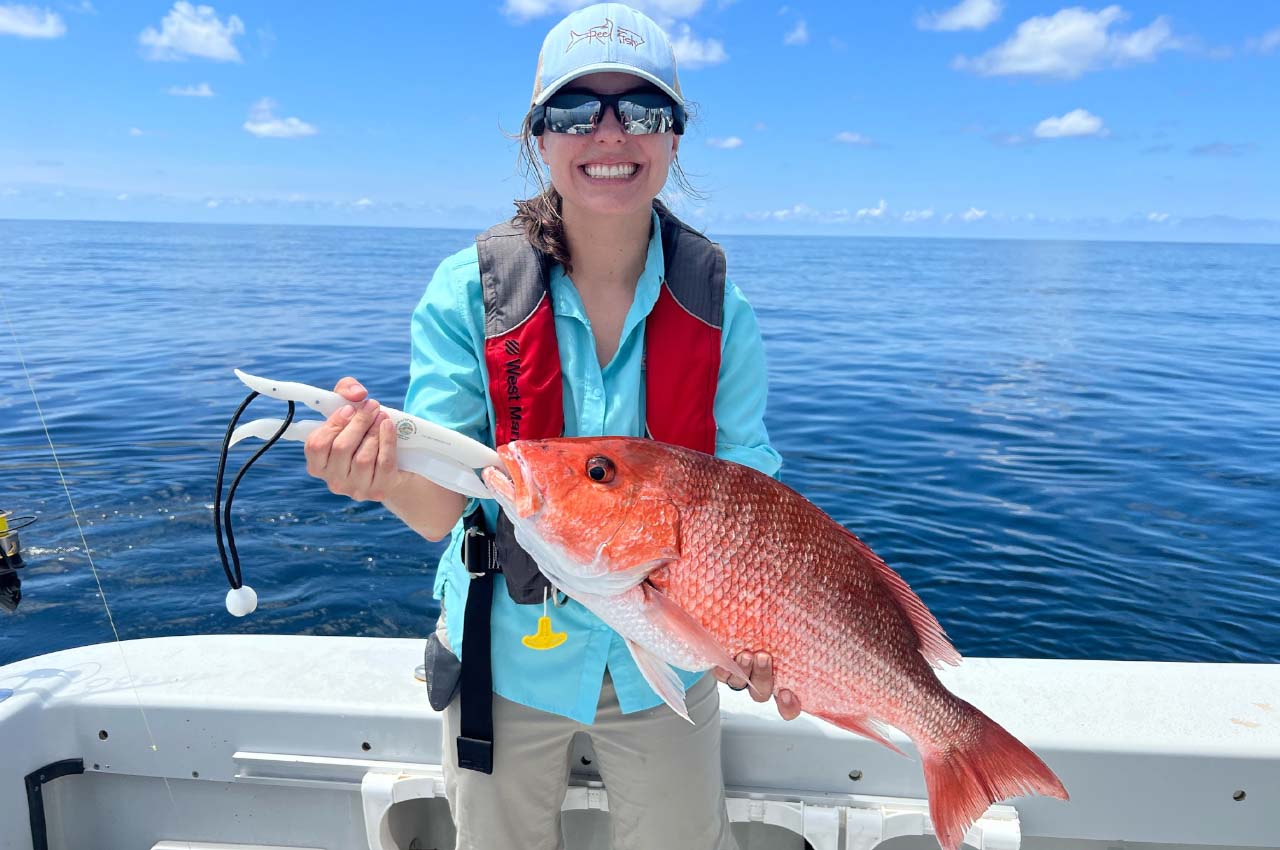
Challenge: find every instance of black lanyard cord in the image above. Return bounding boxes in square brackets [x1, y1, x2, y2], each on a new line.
[213, 391, 296, 590]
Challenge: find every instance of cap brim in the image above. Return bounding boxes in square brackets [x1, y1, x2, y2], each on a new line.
[533, 63, 683, 107]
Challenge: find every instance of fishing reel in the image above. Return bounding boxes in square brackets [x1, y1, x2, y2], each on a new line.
[0, 510, 37, 613]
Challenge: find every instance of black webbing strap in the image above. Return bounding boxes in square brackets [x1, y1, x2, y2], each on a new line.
[457, 508, 499, 774]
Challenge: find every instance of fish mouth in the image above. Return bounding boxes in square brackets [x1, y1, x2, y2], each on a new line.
[483, 445, 542, 518]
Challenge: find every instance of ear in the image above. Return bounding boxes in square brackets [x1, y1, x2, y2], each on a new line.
[537, 134, 548, 162]
[671, 133, 680, 158]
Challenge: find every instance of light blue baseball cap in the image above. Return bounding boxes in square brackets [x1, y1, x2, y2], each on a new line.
[530, 3, 683, 108]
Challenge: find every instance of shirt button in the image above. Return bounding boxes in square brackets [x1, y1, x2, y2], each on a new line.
[591, 388, 603, 399]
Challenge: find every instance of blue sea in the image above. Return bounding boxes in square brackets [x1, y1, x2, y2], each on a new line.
[1, 219, 1277, 667]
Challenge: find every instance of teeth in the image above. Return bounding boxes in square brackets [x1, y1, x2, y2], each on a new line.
[584, 163, 637, 179]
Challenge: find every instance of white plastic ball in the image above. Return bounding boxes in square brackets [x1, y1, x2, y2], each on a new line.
[225, 585, 258, 617]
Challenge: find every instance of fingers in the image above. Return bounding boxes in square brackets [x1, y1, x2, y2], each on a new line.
[305, 402, 355, 477]
[370, 415, 400, 501]
[305, 398, 391, 501]
[333, 376, 368, 403]
[776, 688, 802, 721]
[714, 652, 753, 691]
[749, 651, 773, 703]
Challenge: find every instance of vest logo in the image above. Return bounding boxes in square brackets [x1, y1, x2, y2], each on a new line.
[504, 340, 523, 439]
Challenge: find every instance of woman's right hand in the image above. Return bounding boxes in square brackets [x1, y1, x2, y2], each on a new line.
[304, 376, 409, 503]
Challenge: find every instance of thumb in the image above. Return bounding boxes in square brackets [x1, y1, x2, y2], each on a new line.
[333, 376, 368, 403]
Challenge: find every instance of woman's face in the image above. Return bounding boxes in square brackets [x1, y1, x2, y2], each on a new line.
[537, 71, 680, 219]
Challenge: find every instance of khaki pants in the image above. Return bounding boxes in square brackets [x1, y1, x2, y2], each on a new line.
[438, 618, 739, 850]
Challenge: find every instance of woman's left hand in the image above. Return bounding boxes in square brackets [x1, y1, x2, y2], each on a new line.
[713, 652, 802, 720]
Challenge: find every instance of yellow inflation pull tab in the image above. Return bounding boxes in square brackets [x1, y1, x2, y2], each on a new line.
[522, 615, 567, 651]
[522, 588, 567, 650]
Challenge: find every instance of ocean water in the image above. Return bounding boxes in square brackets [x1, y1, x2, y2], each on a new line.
[1, 219, 1277, 667]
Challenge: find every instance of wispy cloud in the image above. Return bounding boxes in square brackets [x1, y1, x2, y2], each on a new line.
[834, 131, 875, 146]
[670, 23, 728, 68]
[140, 1, 244, 62]
[857, 199, 888, 220]
[0, 4, 66, 38]
[1246, 26, 1280, 54]
[128, 127, 146, 137]
[501, 0, 705, 24]
[1034, 108, 1106, 138]
[1190, 141, 1255, 157]
[243, 98, 317, 139]
[168, 82, 214, 97]
[962, 206, 987, 222]
[353, 197, 374, 208]
[783, 19, 808, 45]
[902, 208, 935, 222]
[916, 0, 1002, 32]
[1147, 211, 1170, 223]
[707, 136, 743, 149]
[954, 6, 1179, 79]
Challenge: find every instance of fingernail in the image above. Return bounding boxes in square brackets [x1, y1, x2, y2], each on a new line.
[363, 399, 378, 411]
[757, 653, 770, 668]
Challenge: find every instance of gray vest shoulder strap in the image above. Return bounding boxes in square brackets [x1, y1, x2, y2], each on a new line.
[655, 203, 726, 329]
[475, 220, 552, 338]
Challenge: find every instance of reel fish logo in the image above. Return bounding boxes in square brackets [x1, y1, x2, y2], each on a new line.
[566, 18, 645, 51]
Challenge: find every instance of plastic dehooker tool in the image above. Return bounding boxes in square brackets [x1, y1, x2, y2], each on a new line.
[215, 369, 500, 617]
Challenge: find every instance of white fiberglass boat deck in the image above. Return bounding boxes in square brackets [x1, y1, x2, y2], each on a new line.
[1, 635, 1276, 850]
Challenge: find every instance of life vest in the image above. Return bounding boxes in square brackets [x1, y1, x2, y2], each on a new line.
[474, 201, 726, 604]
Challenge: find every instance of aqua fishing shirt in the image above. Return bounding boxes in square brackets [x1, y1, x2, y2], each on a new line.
[405, 212, 781, 723]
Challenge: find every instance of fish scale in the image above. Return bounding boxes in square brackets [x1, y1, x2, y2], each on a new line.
[486, 436, 1068, 850]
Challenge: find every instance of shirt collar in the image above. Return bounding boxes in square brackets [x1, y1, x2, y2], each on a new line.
[549, 209, 665, 332]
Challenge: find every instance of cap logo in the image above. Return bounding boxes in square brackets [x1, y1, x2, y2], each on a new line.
[566, 18, 646, 52]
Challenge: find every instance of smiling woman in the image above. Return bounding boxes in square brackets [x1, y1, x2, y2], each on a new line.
[300, 4, 787, 849]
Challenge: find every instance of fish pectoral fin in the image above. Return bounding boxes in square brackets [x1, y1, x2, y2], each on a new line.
[624, 638, 693, 724]
[640, 584, 756, 694]
[811, 710, 907, 757]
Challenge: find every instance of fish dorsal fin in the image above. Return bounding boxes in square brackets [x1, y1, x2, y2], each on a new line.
[841, 527, 961, 668]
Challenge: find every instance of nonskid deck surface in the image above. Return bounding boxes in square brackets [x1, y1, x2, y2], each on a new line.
[1, 635, 1276, 850]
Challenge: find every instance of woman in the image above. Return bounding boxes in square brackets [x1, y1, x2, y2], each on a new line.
[305, 5, 798, 848]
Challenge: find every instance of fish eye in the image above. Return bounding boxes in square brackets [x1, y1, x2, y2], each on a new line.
[586, 456, 615, 483]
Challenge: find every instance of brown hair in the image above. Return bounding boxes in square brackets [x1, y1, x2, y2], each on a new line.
[511, 109, 702, 275]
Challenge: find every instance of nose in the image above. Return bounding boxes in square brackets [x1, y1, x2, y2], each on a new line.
[592, 105, 626, 143]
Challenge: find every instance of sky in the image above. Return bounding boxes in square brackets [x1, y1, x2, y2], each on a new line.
[1, 0, 1278, 242]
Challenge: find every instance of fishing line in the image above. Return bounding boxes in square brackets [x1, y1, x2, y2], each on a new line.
[1, 291, 179, 809]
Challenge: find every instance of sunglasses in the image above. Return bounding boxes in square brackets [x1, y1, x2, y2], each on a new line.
[531, 89, 686, 137]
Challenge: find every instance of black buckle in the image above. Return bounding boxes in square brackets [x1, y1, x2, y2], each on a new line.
[456, 736, 494, 774]
[461, 525, 497, 579]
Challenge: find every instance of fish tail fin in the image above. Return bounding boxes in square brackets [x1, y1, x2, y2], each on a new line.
[921, 702, 1068, 850]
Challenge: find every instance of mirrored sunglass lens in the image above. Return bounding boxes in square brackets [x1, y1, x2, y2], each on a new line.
[545, 101, 602, 134]
[618, 101, 674, 134]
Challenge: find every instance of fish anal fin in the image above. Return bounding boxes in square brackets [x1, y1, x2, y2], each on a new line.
[624, 638, 692, 724]
[841, 527, 961, 668]
[811, 710, 907, 757]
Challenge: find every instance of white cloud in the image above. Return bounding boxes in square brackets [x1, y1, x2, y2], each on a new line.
[783, 19, 808, 45]
[902, 208, 935, 222]
[856, 199, 888, 220]
[502, 0, 704, 24]
[116, 193, 129, 201]
[962, 206, 987, 222]
[206, 199, 219, 208]
[1247, 27, 1280, 54]
[243, 98, 317, 139]
[916, 0, 1002, 32]
[168, 82, 214, 97]
[834, 131, 874, 146]
[0, 4, 65, 37]
[139, 2, 244, 62]
[354, 197, 374, 207]
[707, 136, 743, 149]
[1034, 108, 1106, 138]
[129, 127, 145, 136]
[954, 6, 1179, 79]
[1147, 211, 1169, 223]
[670, 24, 727, 68]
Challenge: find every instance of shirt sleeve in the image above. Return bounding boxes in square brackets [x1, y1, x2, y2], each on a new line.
[714, 279, 783, 478]
[404, 248, 492, 449]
